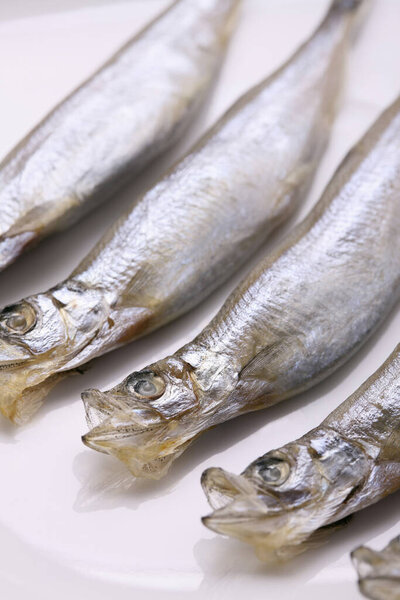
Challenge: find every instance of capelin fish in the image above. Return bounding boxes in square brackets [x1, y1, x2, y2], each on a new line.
[0, 0, 363, 425]
[82, 90, 400, 480]
[352, 536, 400, 600]
[201, 345, 400, 563]
[0, 0, 240, 270]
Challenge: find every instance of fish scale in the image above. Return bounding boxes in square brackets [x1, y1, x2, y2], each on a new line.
[0, 0, 240, 268]
[83, 66, 400, 481]
[0, 0, 364, 425]
[199, 347, 400, 563]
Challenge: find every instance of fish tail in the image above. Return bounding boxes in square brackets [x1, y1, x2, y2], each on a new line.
[325, 0, 370, 40]
[328, 0, 365, 13]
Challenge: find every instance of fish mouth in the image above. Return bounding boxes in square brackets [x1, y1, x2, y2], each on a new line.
[0, 370, 65, 425]
[0, 359, 27, 371]
[0, 338, 32, 367]
[201, 466, 325, 564]
[0, 342, 39, 424]
[82, 388, 132, 428]
[352, 538, 400, 599]
[201, 465, 363, 563]
[201, 466, 292, 563]
[357, 577, 400, 600]
[0, 336, 68, 425]
[81, 389, 193, 479]
[201, 467, 259, 509]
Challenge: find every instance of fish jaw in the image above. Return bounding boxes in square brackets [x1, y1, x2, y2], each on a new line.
[81, 378, 201, 479]
[0, 350, 75, 425]
[0, 300, 66, 424]
[0, 325, 70, 425]
[81, 405, 193, 480]
[81, 377, 243, 479]
[358, 577, 400, 600]
[81, 356, 208, 478]
[202, 494, 337, 564]
[201, 467, 302, 564]
[0, 283, 111, 424]
[201, 467, 258, 509]
[0, 369, 65, 425]
[201, 433, 372, 563]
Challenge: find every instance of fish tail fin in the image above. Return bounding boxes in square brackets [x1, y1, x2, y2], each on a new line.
[325, 0, 371, 40]
[328, 0, 365, 14]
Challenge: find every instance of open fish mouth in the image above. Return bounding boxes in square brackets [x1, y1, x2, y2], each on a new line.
[0, 347, 45, 424]
[201, 467, 296, 563]
[200, 465, 352, 564]
[81, 389, 193, 479]
[0, 369, 65, 425]
[82, 388, 137, 427]
[0, 337, 64, 425]
[81, 418, 192, 479]
[352, 537, 400, 600]
[0, 283, 111, 425]
[201, 467, 259, 509]
[82, 388, 166, 430]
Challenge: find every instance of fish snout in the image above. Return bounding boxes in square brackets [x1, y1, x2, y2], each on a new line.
[202, 492, 284, 536]
[201, 467, 258, 510]
[81, 410, 187, 479]
[81, 388, 116, 428]
[82, 386, 164, 429]
[202, 491, 294, 565]
[201, 466, 297, 562]
[81, 381, 204, 479]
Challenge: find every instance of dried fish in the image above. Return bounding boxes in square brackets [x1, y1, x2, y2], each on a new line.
[83, 90, 400, 479]
[202, 345, 400, 563]
[0, 0, 363, 424]
[352, 536, 400, 600]
[0, 0, 239, 270]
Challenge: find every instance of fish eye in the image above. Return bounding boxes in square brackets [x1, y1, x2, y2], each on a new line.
[257, 456, 291, 486]
[0, 302, 37, 335]
[126, 370, 166, 400]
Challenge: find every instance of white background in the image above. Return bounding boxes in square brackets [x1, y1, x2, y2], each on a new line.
[0, 1, 399, 598]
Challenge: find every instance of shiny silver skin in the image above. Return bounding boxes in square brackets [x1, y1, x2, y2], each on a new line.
[0, 0, 240, 270]
[352, 536, 400, 600]
[202, 344, 400, 563]
[82, 90, 400, 480]
[0, 0, 360, 425]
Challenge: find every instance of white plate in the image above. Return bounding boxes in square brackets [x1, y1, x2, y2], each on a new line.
[0, 1, 399, 599]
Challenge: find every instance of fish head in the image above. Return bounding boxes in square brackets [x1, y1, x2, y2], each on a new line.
[352, 537, 400, 599]
[202, 428, 371, 562]
[82, 355, 201, 479]
[0, 280, 109, 424]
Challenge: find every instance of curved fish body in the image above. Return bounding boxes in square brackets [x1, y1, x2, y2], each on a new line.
[82, 92, 400, 480]
[352, 536, 400, 600]
[0, 0, 240, 270]
[0, 0, 361, 425]
[201, 344, 400, 563]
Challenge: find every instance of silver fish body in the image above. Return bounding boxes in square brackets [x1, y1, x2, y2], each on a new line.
[0, 0, 359, 425]
[0, 0, 239, 270]
[82, 90, 400, 479]
[352, 536, 400, 600]
[202, 344, 400, 563]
